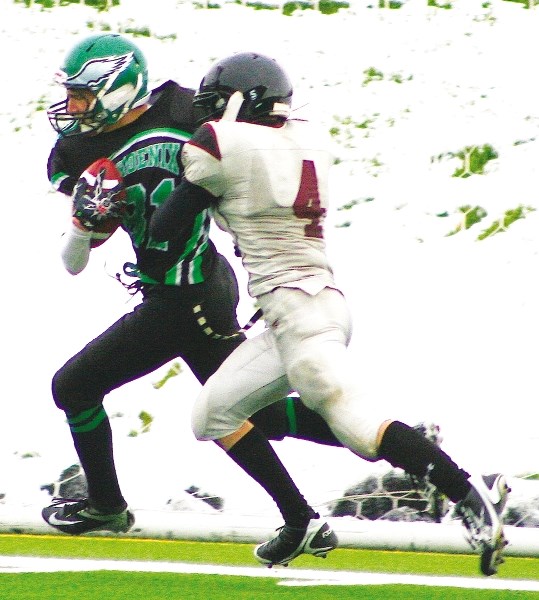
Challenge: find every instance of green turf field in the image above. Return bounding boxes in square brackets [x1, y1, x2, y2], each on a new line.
[1, 534, 538, 599]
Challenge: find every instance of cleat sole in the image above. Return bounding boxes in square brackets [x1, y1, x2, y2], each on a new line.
[480, 532, 508, 576]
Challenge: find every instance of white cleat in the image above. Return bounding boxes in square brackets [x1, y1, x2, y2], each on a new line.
[455, 474, 510, 576]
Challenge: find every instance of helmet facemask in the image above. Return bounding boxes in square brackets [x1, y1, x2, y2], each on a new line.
[192, 90, 230, 126]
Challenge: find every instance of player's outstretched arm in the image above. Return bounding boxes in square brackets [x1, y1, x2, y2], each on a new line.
[150, 179, 214, 243]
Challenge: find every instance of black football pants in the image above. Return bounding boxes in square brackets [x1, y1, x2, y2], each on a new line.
[52, 253, 245, 412]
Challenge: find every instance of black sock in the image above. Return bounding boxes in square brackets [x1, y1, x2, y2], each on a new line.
[378, 421, 471, 503]
[225, 426, 316, 527]
[250, 400, 289, 440]
[251, 396, 341, 446]
[67, 407, 126, 511]
[286, 397, 341, 446]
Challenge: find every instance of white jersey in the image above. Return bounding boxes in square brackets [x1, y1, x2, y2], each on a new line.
[182, 119, 337, 297]
[181, 119, 384, 461]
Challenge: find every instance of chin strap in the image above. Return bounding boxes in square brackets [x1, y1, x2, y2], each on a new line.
[222, 91, 245, 122]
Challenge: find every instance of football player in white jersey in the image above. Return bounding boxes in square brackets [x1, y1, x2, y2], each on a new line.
[151, 52, 509, 575]
[42, 36, 342, 563]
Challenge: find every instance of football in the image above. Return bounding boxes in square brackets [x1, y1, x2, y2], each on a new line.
[72, 157, 127, 247]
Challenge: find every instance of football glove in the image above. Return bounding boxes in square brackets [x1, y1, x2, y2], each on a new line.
[72, 159, 126, 231]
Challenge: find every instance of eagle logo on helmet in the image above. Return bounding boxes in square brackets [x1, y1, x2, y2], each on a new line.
[62, 53, 134, 89]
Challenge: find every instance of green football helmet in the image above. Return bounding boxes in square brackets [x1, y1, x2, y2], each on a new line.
[48, 33, 150, 137]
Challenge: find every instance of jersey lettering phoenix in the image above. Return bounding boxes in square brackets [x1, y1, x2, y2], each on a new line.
[48, 81, 216, 286]
[183, 119, 337, 297]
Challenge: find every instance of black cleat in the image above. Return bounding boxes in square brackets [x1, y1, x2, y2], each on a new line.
[42, 498, 134, 535]
[254, 518, 338, 567]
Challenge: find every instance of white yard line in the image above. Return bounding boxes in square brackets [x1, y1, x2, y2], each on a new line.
[1, 556, 539, 591]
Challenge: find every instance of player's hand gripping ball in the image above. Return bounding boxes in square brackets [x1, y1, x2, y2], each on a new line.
[72, 158, 126, 234]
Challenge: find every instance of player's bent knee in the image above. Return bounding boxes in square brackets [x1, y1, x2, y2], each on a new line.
[191, 387, 215, 440]
[52, 366, 103, 414]
[192, 385, 248, 441]
[51, 369, 75, 412]
[287, 351, 384, 460]
[287, 355, 343, 411]
[191, 402, 208, 441]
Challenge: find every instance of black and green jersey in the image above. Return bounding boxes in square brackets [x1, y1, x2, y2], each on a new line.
[48, 80, 215, 285]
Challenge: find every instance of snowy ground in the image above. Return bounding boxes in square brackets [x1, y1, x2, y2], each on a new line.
[1, 0, 539, 519]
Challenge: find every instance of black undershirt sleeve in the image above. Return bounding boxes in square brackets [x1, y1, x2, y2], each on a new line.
[150, 178, 216, 243]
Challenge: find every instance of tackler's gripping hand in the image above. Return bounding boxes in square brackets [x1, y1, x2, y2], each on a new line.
[72, 158, 126, 231]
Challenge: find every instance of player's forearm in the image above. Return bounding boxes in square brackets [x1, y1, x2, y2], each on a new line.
[61, 219, 91, 275]
[150, 179, 214, 242]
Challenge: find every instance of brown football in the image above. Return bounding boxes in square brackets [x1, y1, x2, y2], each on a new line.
[75, 157, 126, 247]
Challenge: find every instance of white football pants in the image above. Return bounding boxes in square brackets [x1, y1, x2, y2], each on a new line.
[191, 286, 387, 460]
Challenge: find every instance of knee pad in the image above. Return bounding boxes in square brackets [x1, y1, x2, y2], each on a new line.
[287, 351, 344, 412]
[51, 368, 74, 412]
[288, 350, 382, 460]
[191, 379, 237, 441]
[52, 364, 101, 414]
[191, 387, 211, 441]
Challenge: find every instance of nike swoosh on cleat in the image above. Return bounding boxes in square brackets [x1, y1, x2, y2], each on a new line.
[48, 512, 85, 526]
